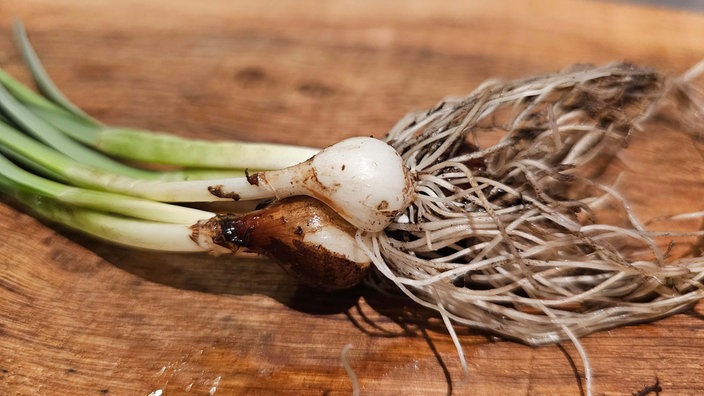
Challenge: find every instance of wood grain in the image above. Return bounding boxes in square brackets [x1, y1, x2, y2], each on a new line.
[1, 1, 703, 395]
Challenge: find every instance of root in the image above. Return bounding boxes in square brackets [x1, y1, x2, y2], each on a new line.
[357, 62, 704, 394]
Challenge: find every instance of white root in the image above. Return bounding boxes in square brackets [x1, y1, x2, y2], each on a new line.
[354, 63, 704, 394]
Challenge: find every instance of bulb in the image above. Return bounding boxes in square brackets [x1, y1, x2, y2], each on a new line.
[254, 137, 415, 232]
[196, 196, 371, 290]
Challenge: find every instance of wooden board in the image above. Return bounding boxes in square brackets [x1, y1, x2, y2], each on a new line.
[1, 1, 704, 394]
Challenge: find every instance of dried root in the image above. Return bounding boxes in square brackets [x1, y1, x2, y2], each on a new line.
[361, 62, 704, 346]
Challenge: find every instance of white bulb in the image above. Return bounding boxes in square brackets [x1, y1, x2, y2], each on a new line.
[261, 137, 415, 232]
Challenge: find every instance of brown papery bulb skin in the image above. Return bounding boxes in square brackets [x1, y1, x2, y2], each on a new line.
[209, 196, 371, 291]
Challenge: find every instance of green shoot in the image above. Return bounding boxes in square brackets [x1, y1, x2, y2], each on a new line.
[0, 152, 214, 224]
[7, 22, 320, 170]
[12, 20, 94, 120]
[0, 120, 262, 202]
[3, 186, 210, 252]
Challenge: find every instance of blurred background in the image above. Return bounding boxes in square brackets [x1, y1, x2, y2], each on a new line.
[629, 0, 704, 10]
[1, 1, 703, 395]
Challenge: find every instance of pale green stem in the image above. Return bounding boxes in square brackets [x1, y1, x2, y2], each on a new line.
[0, 69, 85, 123]
[0, 106, 245, 182]
[0, 120, 271, 202]
[0, 145, 68, 182]
[91, 126, 318, 169]
[0, 81, 160, 179]
[0, 152, 214, 224]
[6, 188, 210, 252]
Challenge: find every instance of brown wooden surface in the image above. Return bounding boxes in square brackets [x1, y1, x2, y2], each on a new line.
[1, 1, 704, 395]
